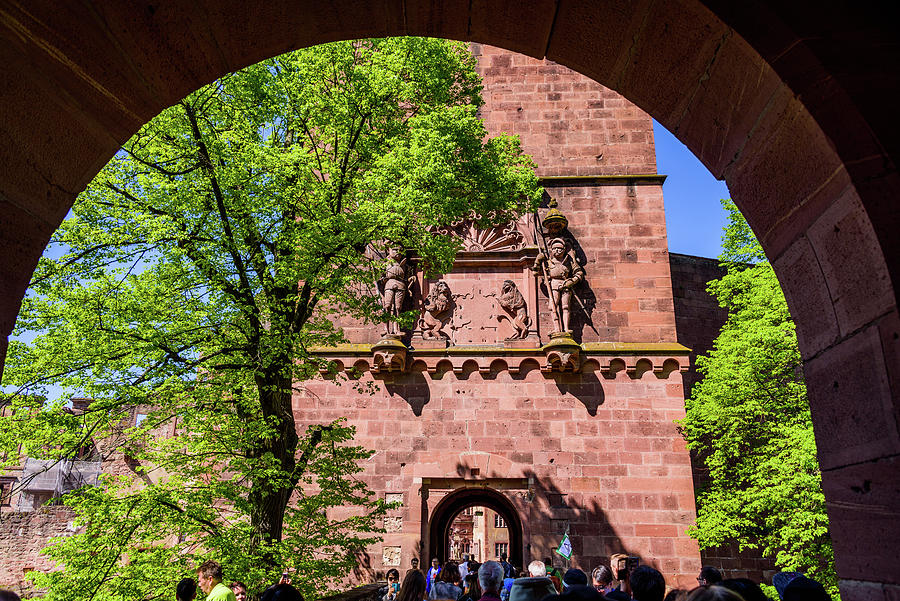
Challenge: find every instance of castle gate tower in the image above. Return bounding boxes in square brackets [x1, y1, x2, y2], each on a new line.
[298, 44, 701, 588]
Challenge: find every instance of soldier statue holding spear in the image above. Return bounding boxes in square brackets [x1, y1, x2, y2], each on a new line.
[532, 199, 596, 336]
[533, 236, 585, 333]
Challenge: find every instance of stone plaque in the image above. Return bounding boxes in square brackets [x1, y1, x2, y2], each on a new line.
[385, 516, 402, 533]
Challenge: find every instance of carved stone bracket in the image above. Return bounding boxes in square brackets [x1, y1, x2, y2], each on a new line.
[316, 343, 690, 379]
[371, 336, 409, 373]
[542, 331, 582, 372]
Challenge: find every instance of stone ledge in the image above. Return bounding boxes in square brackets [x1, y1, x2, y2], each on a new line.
[311, 342, 690, 355]
[312, 342, 690, 378]
[540, 174, 667, 186]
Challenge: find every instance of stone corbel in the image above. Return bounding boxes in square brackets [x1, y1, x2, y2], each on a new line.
[542, 332, 582, 372]
[371, 336, 408, 373]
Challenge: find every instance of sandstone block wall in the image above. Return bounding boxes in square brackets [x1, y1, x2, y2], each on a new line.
[472, 43, 656, 177]
[668, 253, 727, 398]
[340, 44, 675, 347]
[0, 507, 76, 596]
[668, 253, 777, 581]
[299, 361, 701, 588]
[301, 45, 702, 589]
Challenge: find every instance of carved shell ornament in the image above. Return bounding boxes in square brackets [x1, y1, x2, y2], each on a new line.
[434, 220, 525, 252]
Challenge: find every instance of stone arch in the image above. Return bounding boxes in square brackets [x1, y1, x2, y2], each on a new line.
[427, 487, 524, 570]
[0, 2, 896, 596]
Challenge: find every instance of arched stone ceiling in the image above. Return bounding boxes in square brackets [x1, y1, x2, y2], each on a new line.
[0, 2, 896, 597]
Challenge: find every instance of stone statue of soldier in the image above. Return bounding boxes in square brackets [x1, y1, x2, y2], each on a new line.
[379, 247, 415, 336]
[533, 237, 585, 333]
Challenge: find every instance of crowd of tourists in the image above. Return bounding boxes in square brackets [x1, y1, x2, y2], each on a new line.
[383, 555, 832, 601]
[171, 560, 305, 601]
[0, 555, 832, 601]
[0, 559, 303, 601]
[177, 559, 309, 601]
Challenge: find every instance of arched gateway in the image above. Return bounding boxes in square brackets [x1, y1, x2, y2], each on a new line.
[427, 487, 525, 570]
[0, 3, 898, 598]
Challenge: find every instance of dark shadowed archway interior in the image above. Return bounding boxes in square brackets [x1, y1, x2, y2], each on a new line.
[428, 488, 524, 570]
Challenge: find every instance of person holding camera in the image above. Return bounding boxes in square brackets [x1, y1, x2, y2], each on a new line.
[384, 569, 402, 601]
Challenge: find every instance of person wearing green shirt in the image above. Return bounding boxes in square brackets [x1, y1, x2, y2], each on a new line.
[197, 560, 238, 601]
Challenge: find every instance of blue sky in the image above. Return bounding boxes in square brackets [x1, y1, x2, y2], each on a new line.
[653, 120, 730, 260]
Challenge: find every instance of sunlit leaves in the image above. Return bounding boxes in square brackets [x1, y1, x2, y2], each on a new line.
[680, 200, 837, 596]
[2, 37, 538, 600]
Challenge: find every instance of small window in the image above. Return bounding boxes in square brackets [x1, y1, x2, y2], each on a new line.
[549, 493, 567, 508]
[494, 514, 506, 528]
[135, 413, 148, 427]
[0, 479, 13, 507]
[494, 542, 508, 557]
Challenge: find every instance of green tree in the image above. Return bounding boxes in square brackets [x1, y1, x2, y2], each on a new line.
[0, 37, 540, 599]
[680, 200, 837, 595]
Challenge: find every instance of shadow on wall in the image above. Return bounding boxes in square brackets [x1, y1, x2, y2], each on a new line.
[380, 370, 431, 416]
[376, 361, 606, 417]
[434, 461, 645, 576]
[353, 544, 376, 583]
[519, 469, 640, 575]
[553, 365, 604, 416]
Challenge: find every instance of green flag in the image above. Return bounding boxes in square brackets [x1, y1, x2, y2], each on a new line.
[555, 533, 572, 560]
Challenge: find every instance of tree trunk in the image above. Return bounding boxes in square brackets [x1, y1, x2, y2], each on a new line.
[248, 369, 299, 567]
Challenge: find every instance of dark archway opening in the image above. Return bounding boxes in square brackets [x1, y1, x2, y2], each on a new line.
[428, 488, 524, 571]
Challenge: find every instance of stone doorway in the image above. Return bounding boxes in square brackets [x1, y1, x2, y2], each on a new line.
[427, 487, 524, 570]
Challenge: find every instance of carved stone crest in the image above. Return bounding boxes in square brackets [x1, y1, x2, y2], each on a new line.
[497, 280, 531, 340]
[421, 280, 454, 340]
[435, 220, 525, 252]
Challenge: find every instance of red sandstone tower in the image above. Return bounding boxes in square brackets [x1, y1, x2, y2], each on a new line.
[300, 45, 701, 588]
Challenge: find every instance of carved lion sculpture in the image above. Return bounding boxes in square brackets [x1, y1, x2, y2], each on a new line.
[421, 280, 453, 340]
[497, 279, 531, 339]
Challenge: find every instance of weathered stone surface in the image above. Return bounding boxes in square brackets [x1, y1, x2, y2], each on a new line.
[0, 1, 898, 596]
[382, 545, 402, 566]
[0, 507, 78, 595]
[301, 46, 700, 589]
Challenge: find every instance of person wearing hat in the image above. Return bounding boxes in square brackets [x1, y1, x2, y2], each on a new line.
[533, 237, 585, 333]
[782, 576, 830, 601]
[562, 569, 588, 590]
[509, 576, 557, 601]
[772, 573, 805, 600]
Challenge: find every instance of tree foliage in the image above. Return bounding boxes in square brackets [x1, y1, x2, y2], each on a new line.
[680, 200, 837, 596]
[0, 37, 540, 599]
